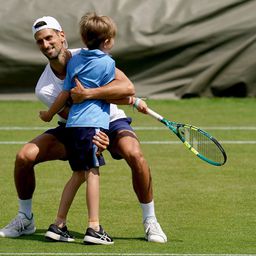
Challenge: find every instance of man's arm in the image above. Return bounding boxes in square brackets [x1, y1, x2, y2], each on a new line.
[70, 68, 135, 102]
[108, 96, 148, 114]
[70, 67, 148, 114]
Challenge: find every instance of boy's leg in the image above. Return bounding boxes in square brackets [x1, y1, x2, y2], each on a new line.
[85, 168, 100, 231]
[45, 171, 85, 242]
[55, 171, 86, 226]
[83, 167, 114, 245]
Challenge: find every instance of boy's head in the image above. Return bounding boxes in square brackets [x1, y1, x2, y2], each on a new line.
[79, 12, 117, 51]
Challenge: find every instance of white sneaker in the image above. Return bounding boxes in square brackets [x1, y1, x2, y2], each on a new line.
[0, 213, 36, 238]
[143, 217, 167, 243]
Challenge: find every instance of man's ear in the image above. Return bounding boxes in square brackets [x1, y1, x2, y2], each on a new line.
[59, 31, 66, 44]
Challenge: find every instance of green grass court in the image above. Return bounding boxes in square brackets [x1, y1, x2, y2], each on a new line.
[0, 98, 255, 255]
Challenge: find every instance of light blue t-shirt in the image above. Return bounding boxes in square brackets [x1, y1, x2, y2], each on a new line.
[63, 49, 115, 129]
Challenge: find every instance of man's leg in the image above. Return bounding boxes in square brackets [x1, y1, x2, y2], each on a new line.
[113, 131, 153, 203]
[0, 133, 67, 238]
[113, 131, 167, 243]
[15, 133, 67, 199]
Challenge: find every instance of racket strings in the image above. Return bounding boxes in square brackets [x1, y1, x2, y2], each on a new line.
[180, 126, 224, 163]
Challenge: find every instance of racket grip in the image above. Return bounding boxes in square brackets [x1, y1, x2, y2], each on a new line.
[147, 108, 164, 121]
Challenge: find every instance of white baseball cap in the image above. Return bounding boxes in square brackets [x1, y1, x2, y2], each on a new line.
[32, 16, 68, 47]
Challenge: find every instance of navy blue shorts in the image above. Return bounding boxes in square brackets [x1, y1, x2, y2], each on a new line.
[107, 117, 136, 160]
[45, 122, 69, 147]
[66, 127, 105, 171]
[45, 117, 135, 161]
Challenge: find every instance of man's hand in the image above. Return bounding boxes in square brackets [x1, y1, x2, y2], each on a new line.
[131, 98, 148, 114]
[136, 99, 148, 114]
[70, 78, 88, 103]
[93, 131, 109, 156]
[39, 111, 53, 122]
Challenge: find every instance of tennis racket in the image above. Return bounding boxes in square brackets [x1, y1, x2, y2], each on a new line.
[147, 108, 227, 166]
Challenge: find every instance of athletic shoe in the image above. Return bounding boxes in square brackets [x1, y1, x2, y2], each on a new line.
[45, 224, 74, 242]
[144, 217, 167, 243]
[83, 225, 114, 245]
[0, 213, 36, 238]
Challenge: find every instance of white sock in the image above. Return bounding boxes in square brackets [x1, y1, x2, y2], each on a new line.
[18, 199, 32, 219]
[140, 200, 156, 222]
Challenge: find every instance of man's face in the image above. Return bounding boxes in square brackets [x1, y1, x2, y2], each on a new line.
[34, 29, 65, 60]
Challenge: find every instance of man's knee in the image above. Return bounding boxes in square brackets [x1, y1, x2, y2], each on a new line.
[126, 148, 149, 171]
[129, 147, 144, 162]
[15, 146, 37, 169]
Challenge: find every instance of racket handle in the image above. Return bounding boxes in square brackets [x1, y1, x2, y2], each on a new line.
[147, 108, 164, 121]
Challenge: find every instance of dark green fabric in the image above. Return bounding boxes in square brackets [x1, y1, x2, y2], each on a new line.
[0, 0, 255, 98]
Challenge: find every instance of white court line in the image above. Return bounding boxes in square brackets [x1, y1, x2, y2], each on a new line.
[0, 141, 27, 144]
[0, 141, 255, 145]
[0, 126, 256, 131]
[0, 126, 255, 145]
[134, 127, 256, 131]
[0, 254, 255, 256]
[141, 141, 256, 144]
[0, 127, 50, 130]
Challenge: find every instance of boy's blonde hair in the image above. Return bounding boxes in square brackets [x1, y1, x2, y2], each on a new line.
[79, 12, 117, 50]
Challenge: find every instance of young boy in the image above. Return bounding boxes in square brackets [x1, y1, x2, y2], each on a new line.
[40, 12, 117, 245]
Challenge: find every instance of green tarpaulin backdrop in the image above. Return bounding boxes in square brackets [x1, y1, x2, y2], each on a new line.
[0, 0, 256, 98]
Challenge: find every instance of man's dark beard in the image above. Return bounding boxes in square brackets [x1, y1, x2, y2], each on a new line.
[43, 46, 64, 60]
[44, 53, 59, 60]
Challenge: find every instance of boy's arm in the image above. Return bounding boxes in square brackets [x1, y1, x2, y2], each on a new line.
[70, 68, 135, 102]
[39, 91, 70, 122]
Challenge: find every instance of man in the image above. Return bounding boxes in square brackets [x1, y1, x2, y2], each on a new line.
[0, 16, 167, 243]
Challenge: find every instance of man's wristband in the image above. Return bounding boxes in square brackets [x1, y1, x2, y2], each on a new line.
[133, 97, 141, 109]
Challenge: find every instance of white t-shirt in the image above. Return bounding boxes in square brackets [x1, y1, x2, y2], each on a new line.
[35, 48, 127, 123]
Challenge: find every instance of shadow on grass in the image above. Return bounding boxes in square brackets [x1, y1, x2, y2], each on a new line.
[11, 229, 160, 244]
[13, 229, 84, 243]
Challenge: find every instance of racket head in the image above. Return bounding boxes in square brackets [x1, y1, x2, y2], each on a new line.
[176, 124, 227, 166]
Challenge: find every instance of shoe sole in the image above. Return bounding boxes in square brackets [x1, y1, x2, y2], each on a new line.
[0, 227, 36, 238]
[83, 235, 114, 245]
[145, 234, 167, 243]
[45, 231, 75, 242]
[22, 227, 37, 236]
